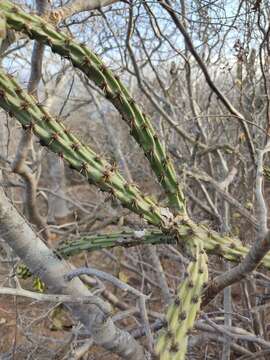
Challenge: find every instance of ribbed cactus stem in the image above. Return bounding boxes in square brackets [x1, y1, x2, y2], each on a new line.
[56, 227, 270, 270]
[0, 0, 185, 213]
[57, 231, 175, 257]
[0, 71, 176, 228]
[156, 239, 208, 359]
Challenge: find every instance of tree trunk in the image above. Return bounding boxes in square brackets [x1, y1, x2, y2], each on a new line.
[0, 186, 146, 360]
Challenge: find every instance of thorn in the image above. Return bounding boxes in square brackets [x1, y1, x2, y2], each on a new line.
[108, 188, 116, 198]
[24, 122, 36, 132]
[99, 64, 107, 72]
[63, 127, 71, 135]
[82, 56, 91, 67]
[158, 172, 165, 183]
[179, 311, 187, 321]
[102, 169, 113, 182]
[40, 22, 48, 32]
[71, 142, 81, 151]
[174, 297, 181, 306]
[100, 81, 109, 94]
[141, 122, 148, 130]
[130, 198, 139, 210]
[12, 6, 19, 13]
[170, 342, 180, 353]
[0, 89, 6, 99]
[150, 205, 158, 214]
[111, 90, 122, 103]
[47, 38, 53, 48]
[162, 157, 169, 168]
[64, 37, 72, 46]
[20, 101, 31, 111]
[129, 97, 135, 105]
[145, 148, 154, 159]
[191, 295, 199, 303]
[48, 132, 60, 145]
[42, 115, 51, 123]
[79, 162, 89, 176]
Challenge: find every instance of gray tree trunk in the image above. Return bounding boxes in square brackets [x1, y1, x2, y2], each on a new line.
[0, 186, 146, 359]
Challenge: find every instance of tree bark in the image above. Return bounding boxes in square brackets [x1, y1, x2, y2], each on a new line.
[0, 186, 146, 360]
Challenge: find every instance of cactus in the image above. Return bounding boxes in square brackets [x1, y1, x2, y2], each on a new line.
[0, 71, 174, 226]
[57, 230, 175, 257]
[155, 240, 208, 359]
[56, 228, 270, 270]
[0, 0, 185, 213]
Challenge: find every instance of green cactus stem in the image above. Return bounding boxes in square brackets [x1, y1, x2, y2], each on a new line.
[0, 70, 176, 228]
[0, 0, 185, 213]
[57, 230, 175, 257]
[156, 239, 208, 360]
[56, 228, 270, 270]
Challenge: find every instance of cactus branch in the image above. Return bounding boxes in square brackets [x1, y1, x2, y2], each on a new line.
[56, 230, 270, 271]
[0, 70, 178, 230]
[57, 230, 175, 258]
[0, 0, 185, 212]
[156, 240, 208, 359]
